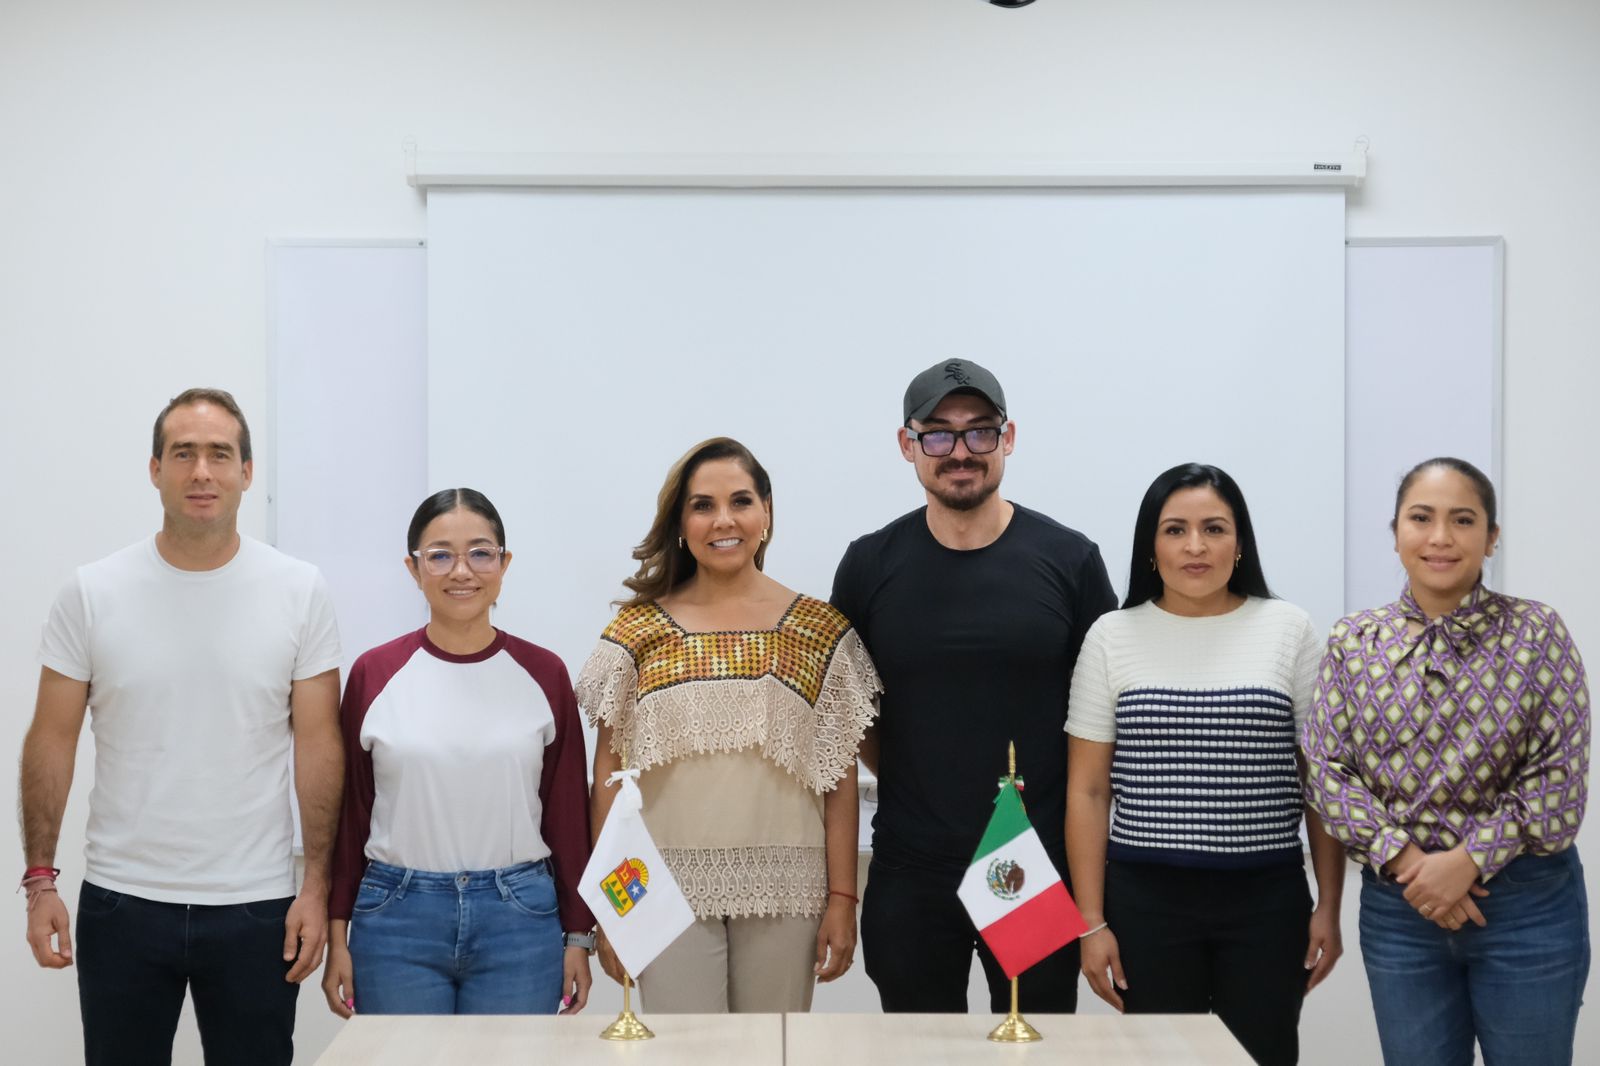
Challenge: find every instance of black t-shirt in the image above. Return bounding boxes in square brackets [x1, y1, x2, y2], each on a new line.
[831, 503, 1115, 871]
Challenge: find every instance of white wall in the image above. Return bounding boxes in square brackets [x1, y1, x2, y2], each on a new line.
[2, 2, 1596, 1062]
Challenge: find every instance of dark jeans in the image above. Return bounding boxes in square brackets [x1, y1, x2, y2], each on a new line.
[75, 881, 298, 1066]
[1105, 859, 1312, 1066]
[1359, 848, 1589, 1066]
[862, 850, 1080, 1013]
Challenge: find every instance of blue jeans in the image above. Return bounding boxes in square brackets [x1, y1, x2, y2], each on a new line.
[75, 882, 298, 1066]
[1360, 848, 1590, 1066]
[348, 860, 564, 1014]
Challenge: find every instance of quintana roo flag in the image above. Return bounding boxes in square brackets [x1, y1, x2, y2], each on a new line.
[578, 768, 694, 979]
[956, 780, 1088, 979]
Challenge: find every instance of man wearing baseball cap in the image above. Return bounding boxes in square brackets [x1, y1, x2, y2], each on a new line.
[831, 359, 1115, 1014]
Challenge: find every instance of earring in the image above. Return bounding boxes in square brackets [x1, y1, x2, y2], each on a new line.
[761, 528, 769, 543]
[1149, 558, 1156, 571]
[1234, 553, 1243, 568]
[677, 536, 685, 549]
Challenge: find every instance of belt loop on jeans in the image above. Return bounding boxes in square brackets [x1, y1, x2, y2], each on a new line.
[493, 867, 511, 901]
[396, 867, 414, 900]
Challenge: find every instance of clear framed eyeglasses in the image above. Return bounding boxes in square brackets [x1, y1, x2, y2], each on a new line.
[410, 546, 506, 576]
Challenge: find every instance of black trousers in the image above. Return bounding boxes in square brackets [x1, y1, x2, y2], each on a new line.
[861, 851, 1079, 1014]
[76, 881, 299, 1066]
[1105, 859, 1312, 1066]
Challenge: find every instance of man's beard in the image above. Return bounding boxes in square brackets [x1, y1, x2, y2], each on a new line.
[924, 458, 998, 512]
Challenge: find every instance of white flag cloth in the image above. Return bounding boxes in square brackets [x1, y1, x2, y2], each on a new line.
[577, 769, 695, 978]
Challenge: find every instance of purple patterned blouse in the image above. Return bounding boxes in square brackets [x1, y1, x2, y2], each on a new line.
[1302, 585, 1590, 880]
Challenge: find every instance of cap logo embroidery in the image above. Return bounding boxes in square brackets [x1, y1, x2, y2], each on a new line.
[943, 362, 971, 385]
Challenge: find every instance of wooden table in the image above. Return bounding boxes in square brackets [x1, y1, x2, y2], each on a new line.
[313, 1013, 783, 1065]
[315, 1011, 1252, 1065]
[784, 1013, 1255, 1065]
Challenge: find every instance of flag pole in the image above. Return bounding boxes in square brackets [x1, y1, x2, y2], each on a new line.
[988, 741, 1043, 1044]
[599, 734, 656, 1042]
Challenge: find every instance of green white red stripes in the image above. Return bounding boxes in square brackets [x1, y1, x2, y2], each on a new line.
[956, 782, 1087, 979]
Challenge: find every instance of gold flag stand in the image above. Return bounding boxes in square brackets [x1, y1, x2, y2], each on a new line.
[599, 735, 656, 1041]
[598, 973, 654, 1041]
[988, 741, 1042, 1044]
[988, 978, 1041, 1043]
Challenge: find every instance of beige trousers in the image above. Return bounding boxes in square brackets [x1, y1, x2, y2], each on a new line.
[637, 914, 820, 1013]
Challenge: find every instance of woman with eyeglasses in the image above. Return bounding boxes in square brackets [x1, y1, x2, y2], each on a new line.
[321, 488, 595, 1018]
[577, 437, 881, 1013]
[1065, 463, 1345, 1066]
[1303, 458, 1589, 1065]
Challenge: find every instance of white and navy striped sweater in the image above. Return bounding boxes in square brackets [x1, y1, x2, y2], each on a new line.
[1066, 597, 1323, 868]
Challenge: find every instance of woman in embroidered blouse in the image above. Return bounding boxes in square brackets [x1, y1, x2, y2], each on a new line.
[1065, 463, 1345, 1066]
[577, 437, 880, 1013]
[1303, 457, 1590, 1066]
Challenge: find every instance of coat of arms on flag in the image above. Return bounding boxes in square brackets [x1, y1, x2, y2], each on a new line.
[987, 858, 1025, 901]
[957, 776, 1088, 979]
[601, 858, 650, 915]
[579, 769, 695, 978]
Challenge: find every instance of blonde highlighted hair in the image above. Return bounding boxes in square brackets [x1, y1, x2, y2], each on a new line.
[619, 437, 773, 607]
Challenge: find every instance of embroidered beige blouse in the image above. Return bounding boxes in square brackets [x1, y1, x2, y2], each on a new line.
[576, 595, 881, 919]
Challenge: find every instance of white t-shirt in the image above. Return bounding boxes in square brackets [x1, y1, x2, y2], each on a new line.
[355, 633, 560, 873]
[39, 535, 342, 904]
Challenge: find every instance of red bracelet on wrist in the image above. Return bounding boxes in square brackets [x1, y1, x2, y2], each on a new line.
[19, 870, 60, 912]
[828, 889, 859, 904]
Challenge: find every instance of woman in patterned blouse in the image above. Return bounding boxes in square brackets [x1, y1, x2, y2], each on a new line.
[1303, 457, 1590, 1065]
[577, 437, 881, 1013]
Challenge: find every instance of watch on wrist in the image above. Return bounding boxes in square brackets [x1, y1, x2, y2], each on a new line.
[563, 930, 597, 952]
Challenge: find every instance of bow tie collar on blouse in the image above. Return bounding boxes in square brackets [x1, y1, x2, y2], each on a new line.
[1399, 584, 1495, 675]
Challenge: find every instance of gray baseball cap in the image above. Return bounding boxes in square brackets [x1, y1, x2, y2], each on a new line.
[902, 359, 1008, 424]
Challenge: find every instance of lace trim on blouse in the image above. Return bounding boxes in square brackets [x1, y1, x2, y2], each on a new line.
[662, 845, 828, 919]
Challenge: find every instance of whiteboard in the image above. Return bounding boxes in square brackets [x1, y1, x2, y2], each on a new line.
[1344, 238, 1503, 612]
[266, 240, 430, 676]
[265, 231, 1505, 679]
[426, 185, 1348, 683]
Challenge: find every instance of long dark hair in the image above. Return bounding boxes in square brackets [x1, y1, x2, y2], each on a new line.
[619, 437, 773, 607]
[406, 488, 507, 553]
[1123, 463, 1273, 609]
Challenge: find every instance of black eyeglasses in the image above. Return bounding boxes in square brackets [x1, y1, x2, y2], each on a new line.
[905, 426, 1003, 457]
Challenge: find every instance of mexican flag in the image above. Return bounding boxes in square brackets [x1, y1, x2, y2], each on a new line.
[956, 780, 1087, 979]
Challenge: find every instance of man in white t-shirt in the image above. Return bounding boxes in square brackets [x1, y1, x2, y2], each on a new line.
[19, 388, 344, 1066]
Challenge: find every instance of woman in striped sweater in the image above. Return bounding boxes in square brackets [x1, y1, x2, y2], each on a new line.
[1064, 463, 1345, 1066]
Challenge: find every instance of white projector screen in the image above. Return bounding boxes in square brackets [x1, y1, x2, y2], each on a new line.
[426, 186, 1346, 676]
